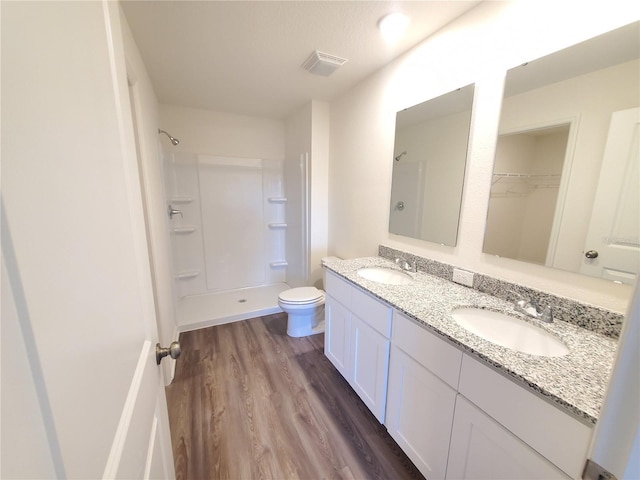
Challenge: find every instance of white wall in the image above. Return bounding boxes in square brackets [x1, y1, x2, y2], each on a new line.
[284, 100, 330, 289]
[159, 104, 285, 160]
[328, 1, 639, 312]
[309, 101, 330, 288]
[284, 103, 312, 287]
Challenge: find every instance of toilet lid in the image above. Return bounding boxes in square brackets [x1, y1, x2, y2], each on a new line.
[279, 287, 324, 303]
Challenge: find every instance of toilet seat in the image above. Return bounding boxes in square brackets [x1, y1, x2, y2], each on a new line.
[278, 287, 324, 304]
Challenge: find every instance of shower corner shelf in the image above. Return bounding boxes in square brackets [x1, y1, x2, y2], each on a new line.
[172, 226, 197, 234]
[170, 196, 194, 204]
[176, 270, 199, 280]
[268, 223, 288, 229]
[268, 197, 288, 203]
[269, 261, 288, 268]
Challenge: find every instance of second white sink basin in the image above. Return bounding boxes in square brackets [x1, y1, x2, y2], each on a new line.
[357, 267, 413, 285]
[451, 308, 569, 357]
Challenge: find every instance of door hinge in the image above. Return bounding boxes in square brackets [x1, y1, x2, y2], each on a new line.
[583, 459, 617, 480]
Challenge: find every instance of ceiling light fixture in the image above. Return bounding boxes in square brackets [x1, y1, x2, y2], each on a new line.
[378, 12, 410, 41]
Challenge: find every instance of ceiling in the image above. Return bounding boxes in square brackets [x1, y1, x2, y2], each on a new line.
[121, 1, 481, 120]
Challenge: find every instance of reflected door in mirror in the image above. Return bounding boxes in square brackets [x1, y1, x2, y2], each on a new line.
[580, 107, 639, 284]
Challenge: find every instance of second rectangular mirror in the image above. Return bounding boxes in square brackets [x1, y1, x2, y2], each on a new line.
[389, 84, 474, 246]
[483, 21, 639, 284]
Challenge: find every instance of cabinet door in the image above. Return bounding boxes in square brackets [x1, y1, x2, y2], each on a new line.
[385, 345, 457, 480]
[350, 315, 390, 423]
[324, 295, 352, 381]
[447, 395, 569, 480]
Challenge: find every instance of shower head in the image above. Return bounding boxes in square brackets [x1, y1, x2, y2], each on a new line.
[394, 151, 407, 162]
[158, 129, 179, 146]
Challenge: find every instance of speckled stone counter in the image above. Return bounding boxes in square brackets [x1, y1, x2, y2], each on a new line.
[323, 256, 619, 425]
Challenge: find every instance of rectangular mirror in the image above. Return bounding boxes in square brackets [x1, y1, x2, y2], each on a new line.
[389, 84, 474, 246]
[483, 21, 639, 284]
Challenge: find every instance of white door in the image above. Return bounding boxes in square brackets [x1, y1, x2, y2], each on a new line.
[580, 107, 640, 284]
[350, 315, 390, 423]
[1, 2, 174, 478]
[385, 345, 457, 480]
[324, 295, 352, 381]
[446, 395, 569, 480]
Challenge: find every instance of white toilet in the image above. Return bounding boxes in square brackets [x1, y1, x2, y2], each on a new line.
[278, 286, 325, 337]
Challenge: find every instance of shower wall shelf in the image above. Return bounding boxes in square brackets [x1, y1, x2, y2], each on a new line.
[268, 197, 288, 203]
[170, 196, 194, 204]
[172, 226, 197, 234]
[269, 261, 288, 268]
[268, 223, 288, 229]
[176, 271, 199, 280]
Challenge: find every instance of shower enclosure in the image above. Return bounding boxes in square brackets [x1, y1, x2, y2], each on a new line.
[162, 147, 307, 329]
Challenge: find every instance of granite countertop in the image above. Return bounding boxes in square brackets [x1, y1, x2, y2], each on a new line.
[323, 256, 618, 424]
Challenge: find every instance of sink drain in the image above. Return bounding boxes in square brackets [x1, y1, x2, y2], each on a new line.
[238, 298, 247, 303]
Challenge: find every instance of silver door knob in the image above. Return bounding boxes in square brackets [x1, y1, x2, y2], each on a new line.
[395, 201, 405, 211]
[156, 341, 181, 365]
[585, 250, 599, 259]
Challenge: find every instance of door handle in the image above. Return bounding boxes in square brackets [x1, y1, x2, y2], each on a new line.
[156, 341, 181, 365]
[585, 250, 599, 259]
[395, 201, 405, 211]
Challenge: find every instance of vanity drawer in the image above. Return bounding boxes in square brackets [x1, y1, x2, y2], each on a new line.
[351, 287, 392, 337]
[458, 354, 593, 479]
[325, 270, 351, 308]
[392, 311, 462, 389]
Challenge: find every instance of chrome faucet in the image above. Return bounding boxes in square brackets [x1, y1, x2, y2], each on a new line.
[514, 298, 553, 323]
[394, 257, 417, 273]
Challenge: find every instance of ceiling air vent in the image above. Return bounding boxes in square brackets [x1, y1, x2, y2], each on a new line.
[302, 51, 348, 76]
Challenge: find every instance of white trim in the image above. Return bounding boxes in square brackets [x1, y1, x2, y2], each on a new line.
[170, 326, 180, 383]
[102, 341, 152, 479]
[142, 416, 158, 480]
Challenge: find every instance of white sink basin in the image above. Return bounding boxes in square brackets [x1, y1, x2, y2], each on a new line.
[451, 308, 569, 357]
[357, 267, 414, 285]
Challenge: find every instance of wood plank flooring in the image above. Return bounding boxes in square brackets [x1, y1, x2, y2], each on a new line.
[166, 313, 425, 480]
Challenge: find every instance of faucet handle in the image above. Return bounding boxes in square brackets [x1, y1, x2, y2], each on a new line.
[540, 305, 553, 322]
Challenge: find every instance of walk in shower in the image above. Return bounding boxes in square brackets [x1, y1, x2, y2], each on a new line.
[162, 147, 307, 330]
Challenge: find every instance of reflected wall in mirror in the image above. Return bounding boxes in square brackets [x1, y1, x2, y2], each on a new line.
[483, 21, 640, 285]
[390, 84, 474, 246]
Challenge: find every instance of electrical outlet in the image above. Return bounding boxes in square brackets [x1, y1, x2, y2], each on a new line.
[452, 268, 474, 287]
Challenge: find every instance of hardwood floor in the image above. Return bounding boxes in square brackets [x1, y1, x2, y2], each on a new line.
[166, 313, 425, 480]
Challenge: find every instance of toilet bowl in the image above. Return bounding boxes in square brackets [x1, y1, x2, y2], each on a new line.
[278, 286, 325, 337]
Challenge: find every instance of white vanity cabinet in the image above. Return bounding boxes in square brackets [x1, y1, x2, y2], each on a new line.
[447, 395, 570, 479]
[447, 355, 593, 480]
[385, 311, 463, 479]
[324, 271, 392, 422]
[323, 267, 594, 480]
